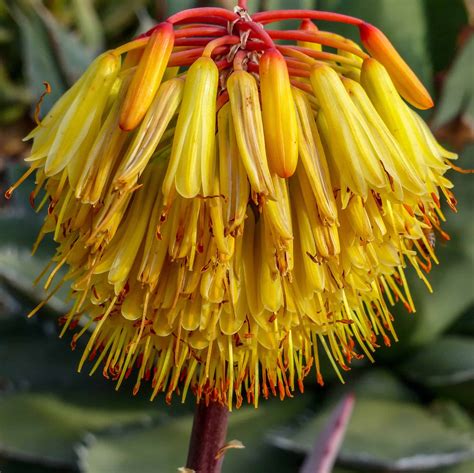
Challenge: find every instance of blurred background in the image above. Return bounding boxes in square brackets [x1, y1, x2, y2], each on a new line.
[0, 0, 473, 472]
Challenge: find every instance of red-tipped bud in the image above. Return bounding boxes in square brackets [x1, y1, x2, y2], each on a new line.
[260, 48, 298, 178]
[358, 22, 433, 110]
[119, 22, 174, 131]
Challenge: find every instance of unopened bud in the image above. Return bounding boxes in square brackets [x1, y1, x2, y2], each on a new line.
[260, 49, 298, 178]
[358, 22, 433, 110]
[119, 23, 174, 131]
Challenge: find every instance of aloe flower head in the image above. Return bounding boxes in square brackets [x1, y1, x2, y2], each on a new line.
[6, 4, 460, 410]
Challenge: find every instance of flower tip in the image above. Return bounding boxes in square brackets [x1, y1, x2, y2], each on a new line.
[358, 23, 434, 110]
[300, 19, 318, 32]
[263, 47, 283, 61]
[358, 21, 376, 44]
[118, 121, 134, 132]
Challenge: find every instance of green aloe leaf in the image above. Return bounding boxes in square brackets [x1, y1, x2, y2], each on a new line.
[0, 165, 64, 315]
[399, 336, 474, 387]
[334, 460, 474, 473]
[165, 0, 201, 16]
[436, 460, 474, 473]
[80, 396, 311, 473]
[31, 1, 96, 86]
[12, 6, 66, 115]
[10, 1, 96, 118]
[0, 458, 59, 473]
[333, 369, 418, 403]
[423, 0, 467, 74]
[100, 0, 149, 35]
[0, 324, 91, 392]
[398, 336, 474, 407]
[80, 417, 193, 473]
[449, 308, 474, 337]
[271, 398, 474, 471]
[431, 400, 473, 435]
[0, 392, 159, 468]
[0, 247, 67, 318]
[433, 35, 474, 129]
[71, 0, 105, 52]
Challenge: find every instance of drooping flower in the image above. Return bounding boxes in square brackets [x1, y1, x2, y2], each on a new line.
[7, 5, 461, 409]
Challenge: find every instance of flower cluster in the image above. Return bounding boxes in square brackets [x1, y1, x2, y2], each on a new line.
[7, 6, 459, 409]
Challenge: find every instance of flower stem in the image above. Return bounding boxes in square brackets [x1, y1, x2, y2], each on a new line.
[251, 9, 364, 26]
[240, 21, 275, 48]
[167, 7, 238, 24]
[203, 35, 240, 57]
[186, 401, 229, 473]
[266, 30, 367, 58]
[174, 26, 228, 39]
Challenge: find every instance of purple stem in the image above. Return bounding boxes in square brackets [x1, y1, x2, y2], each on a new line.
[186, 401, 230, 473]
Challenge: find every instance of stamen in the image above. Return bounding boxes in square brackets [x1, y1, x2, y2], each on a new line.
[34, 81, 52, 125]
[4, 166, 37, 200]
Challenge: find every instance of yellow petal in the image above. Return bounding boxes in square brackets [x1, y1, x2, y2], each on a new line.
[227, 70, 275, 197]
[114, 77, 185, 190]
[162, 57, 218, 200]
[292, 87, 337, 225]
[217, 103, 250, 234]
[343, 76, 425, 197]
[360, 58, 429, 181]
[45, 53, 120, 177]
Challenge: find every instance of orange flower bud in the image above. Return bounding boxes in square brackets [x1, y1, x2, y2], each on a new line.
[259, 48, 298, 178]
[358, 22, 433, 110]
[119, 23, 174, 131]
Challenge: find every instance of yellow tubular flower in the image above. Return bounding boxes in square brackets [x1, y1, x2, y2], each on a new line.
[217, 103, 250, 235]
[259, 48, 299, 178]
[119, 23, 175, 131]
[114, 77, 184, 191]
[108, 161, 163, 292]
[10, 5, 463, 410]
[360, 58, 439, 183]
[75, 73, 133, 204]
[292, 87, 337, 224]
[342, 77, 424, 198]
[24, 74, 93, 164]
[310, 64, 387, 202]
[163, 56, 218, 201]
[45, 53, 121, 177]
[227, 69, 275, 197]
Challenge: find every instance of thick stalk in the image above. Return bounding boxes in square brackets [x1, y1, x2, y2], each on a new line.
[167, 7, 238, 24]
[251, 9, 364, 26]
[266, 30, 367, 58]
[186, 401, 230, 473]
